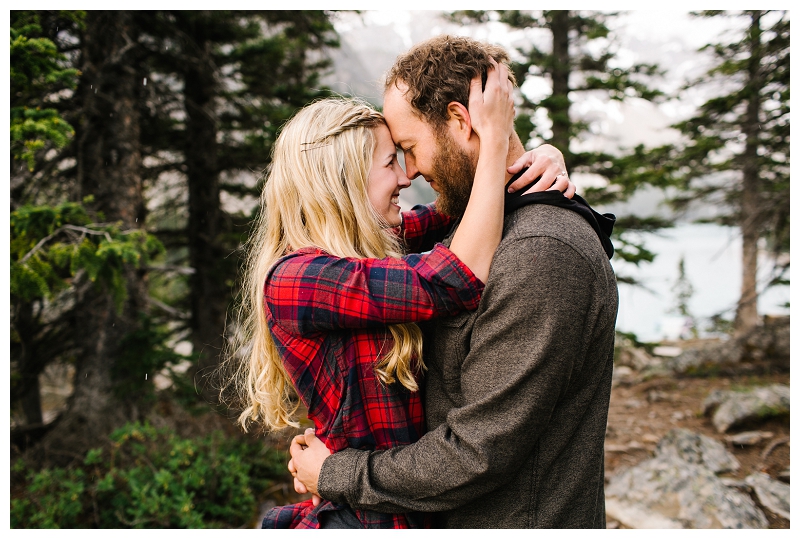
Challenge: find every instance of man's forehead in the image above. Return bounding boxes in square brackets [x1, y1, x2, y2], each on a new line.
[383, 85, 410, 119]
[383, 84, 424, 143]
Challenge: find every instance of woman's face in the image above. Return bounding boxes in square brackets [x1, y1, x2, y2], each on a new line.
[367, 124, 411, 227]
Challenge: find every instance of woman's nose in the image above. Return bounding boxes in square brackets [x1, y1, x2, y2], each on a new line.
[397, 168, 412, 189]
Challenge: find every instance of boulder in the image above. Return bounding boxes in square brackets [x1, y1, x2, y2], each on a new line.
[745, 472, 790, 520]
[724, 431, 774, 447]
[655, 428, 739, 474]
[606, 429, 767, 529]
[611, 365, 636, 388]
[702, 384, 790, 433]
[617, 346, 660, 371]
[660, 317, 789, 374]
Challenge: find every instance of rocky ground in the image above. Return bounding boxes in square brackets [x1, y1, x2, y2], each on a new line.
[604, 369, 789, 529]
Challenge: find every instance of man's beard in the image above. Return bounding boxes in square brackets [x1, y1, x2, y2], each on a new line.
[429, 131, 477, 219]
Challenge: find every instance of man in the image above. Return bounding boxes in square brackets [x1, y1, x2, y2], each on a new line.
[290, 35, 618, 528]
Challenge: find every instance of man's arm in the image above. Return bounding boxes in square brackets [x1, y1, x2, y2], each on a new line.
[293, 233, 598, 513]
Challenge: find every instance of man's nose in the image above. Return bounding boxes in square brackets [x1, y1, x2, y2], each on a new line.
[404, 159, 420, 181]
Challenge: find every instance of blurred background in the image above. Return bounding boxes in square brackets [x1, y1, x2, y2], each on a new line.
[8, 9, 790, 529]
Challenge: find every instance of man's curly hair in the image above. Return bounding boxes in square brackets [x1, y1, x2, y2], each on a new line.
[384, 35, 516, 132]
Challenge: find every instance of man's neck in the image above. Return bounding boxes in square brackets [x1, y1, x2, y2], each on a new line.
[505, 134, 526, 182]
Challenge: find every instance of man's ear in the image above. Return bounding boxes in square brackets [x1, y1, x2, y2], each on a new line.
[446, 101, 474, 143]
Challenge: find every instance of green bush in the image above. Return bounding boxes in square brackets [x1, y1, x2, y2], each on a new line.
[11, 422, 288, 528]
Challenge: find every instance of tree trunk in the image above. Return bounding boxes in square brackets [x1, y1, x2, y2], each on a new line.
[549, 10, 572, 168]
[182, 22, 227, 398]
[12, 301, 44, 426]
[735, 10, 763, 337]
[35, 11, 148, 465]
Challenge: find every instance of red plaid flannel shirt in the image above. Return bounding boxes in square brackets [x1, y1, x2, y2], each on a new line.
[261, 204, 481, 529]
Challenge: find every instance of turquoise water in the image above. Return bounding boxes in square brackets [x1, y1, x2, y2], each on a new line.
[400, 185, 789, 343]
[612, 223, 789, 342]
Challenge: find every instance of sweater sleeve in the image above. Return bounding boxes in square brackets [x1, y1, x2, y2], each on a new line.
[265, 243, 483, 336]
[317, 235, 597, 513]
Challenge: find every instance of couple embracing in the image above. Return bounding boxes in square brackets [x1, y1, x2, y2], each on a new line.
[229, 34, 618, 529]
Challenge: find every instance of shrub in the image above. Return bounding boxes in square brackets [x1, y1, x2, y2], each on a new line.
[11, 422, 287, 528]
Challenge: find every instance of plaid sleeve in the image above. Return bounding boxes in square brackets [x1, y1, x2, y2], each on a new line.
[265, 243, 484, 335]
[400, 202, 455, 253]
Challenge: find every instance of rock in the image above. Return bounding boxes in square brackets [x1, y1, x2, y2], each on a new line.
[642, 433, 660, 444]
[725, 431, 774, 447]
[617, 346, 660, 370]
[745, 472, 790, 520]
[702, 384, 790, 433]
[720, 477, 748, 490]
[778, 468, 790, 482]
[702, 389, 728, 413]
[661, 348, 701, 373]
[606, 458, 767, 528]
[662, 318, 789, 374]
[605, 496, 683, 529]
[606, 429, 766, 529]
[652, 345, 682, 357]
[612, 365, 635, 387]
[741, 315, 790, 366]
[647, 390, 673, 403]
[624, 398, 644, 409]
[655, 428, 739, 474]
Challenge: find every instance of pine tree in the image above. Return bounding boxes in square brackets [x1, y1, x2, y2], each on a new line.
[135, 11, 338, 393]
[10, 11, 81, 195]
[669, 256, 698, 339]
[450, 10, 670, 271]
[10, 12, 161, 439]
[667, 10, 789, 336]
[10, 10, 342, 460]
[30, 11, 158, 461]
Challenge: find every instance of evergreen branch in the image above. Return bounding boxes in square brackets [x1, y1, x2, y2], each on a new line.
[18, 228, 65, 264]
[18, 224, 141, 264]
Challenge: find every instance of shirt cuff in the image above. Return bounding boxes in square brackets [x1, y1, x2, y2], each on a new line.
[318, 448, 368, 505]
[417, 243, 485, 310]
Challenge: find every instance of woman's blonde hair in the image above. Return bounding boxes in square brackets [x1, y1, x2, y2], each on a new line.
[229, 98, 424, 432]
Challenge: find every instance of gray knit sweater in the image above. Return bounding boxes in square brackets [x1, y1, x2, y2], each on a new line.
[318, 203, 619, 528]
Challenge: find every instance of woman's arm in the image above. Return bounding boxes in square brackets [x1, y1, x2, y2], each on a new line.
[265, 244, 484, 335]
[447, 59, 515, 283]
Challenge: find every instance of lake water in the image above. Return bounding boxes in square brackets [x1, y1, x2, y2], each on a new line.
[612, 223, 789, 342]
[400, 184, 789, 342]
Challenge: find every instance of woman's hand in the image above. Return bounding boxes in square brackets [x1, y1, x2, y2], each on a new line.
[507, 144, 576, 198]
[446, 58, 516, 283]
[468, 58, 515, 155]
[288, 429, 330, 502]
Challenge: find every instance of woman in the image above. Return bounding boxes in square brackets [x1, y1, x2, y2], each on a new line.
[231, 63, 565, 528]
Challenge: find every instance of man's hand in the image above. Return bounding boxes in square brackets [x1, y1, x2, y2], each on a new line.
[507, 144, 576, 198]
[288, 429, 331, 504]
